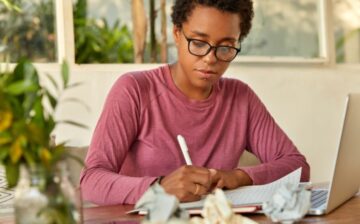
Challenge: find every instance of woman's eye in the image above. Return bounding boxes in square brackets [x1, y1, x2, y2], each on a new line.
[218, 47, 230, 53]
[192, 40, 207, 48]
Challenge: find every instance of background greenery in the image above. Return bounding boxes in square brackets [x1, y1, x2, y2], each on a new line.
[0, 59, 84, 223]
[0, 60, 86, 187]
[0, 0, 135, 64]
[0, 0, 56, 62]
[1, 0, 359, 64]
[73, 0, 134, 63]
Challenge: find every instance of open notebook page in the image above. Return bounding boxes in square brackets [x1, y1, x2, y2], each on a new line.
[180, 167, 302, 209]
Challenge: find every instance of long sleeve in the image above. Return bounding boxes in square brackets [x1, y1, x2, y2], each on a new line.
[79, 65, 311, 204]
[240, 88, 310, 184]
[79, 75, 157, 205]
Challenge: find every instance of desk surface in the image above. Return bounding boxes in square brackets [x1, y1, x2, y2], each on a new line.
[82, 193, 360, 224]
[1, 193, 359, 224]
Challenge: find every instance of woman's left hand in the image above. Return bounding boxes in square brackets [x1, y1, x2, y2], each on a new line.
[209, 169, 253, 190]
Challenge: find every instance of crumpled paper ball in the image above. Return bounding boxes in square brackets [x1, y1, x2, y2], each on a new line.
[142, 218, 189, 224]
[190, 189, 258, 224]
[262, 183, 311, 224]
[136, 183, 189, 224]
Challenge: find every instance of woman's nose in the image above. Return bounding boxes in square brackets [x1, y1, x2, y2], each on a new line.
[202, 48, 217, 64]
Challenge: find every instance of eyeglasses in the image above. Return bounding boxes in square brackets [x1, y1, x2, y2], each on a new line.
[182, 31, 241, 62]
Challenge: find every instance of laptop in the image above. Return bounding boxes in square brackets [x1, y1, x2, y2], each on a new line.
[308, 93, 360, 215]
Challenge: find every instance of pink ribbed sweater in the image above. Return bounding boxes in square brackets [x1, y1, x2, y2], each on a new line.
[80, 65, 310, 205]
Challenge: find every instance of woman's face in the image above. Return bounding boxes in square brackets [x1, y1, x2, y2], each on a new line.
[173, 5, 241, 95]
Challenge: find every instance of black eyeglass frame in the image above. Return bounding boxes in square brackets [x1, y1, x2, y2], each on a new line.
[182, 31, 241, 62]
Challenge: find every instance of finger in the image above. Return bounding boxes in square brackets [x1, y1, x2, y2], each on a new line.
[186, 167, 212, 188]
[209, 169, 221, 183]
[209, 168, 217, 177]
[216, 179, 225, 189]
[180, 194, 202, 202]
[190, 166, 212, 176]
[191, 183, 208, 196]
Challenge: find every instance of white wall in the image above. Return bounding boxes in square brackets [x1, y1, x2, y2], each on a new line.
[43, 63, 360, 183]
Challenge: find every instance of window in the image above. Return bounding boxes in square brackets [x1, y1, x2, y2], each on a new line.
[241, 0, 320, 58]
[333, 0, 360, 63]
[71, 0, 324, 64]
[72, 0, 174, 64]
[0, 0, 57, 62]
[73, 0, 134, 63]
[1, 0, 358, 65]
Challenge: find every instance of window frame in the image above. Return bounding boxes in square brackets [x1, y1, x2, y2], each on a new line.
[1, 0, 337, 69]
[233, 0, 336, 65]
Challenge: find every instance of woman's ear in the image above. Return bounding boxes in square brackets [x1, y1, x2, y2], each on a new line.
[173, 25, 181, 46]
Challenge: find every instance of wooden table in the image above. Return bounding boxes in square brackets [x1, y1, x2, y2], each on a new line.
[82, 193, 360, 224]
[1, 193, 359, 223]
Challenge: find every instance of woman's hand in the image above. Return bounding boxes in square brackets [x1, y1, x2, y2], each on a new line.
[160, 165, 212, 202]
[209, 169, 253, 190]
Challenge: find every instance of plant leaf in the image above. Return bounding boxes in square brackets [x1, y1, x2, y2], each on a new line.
[62, 98, 91, 112]
[45, 73, 59, 93]
[0, 131, 12, 145]
[26, 122, 46, 145]
[5, 161, 20, 188]
[4, 80, 38, 95]
[32, 97, 45, 126]
[23, 90, 38, 119]
[39, 147, 52, 166]
[0, 146, 10, 162]
[23, 150, 36, 168]
[61, 60, 69, 88]
[0, 109, 13, 131]
[63, 151, 85, 168]
[64, 81, 83, 90]
[57, 120, 88, 129]
[49, 144, 66, 163]
[12, 60, 39, 84]
[1, 0, 22, 12]
[10, 135, 26, 163]
[45, 90, 58, 110]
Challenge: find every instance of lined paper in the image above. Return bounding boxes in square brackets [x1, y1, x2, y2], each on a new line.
[180, 168, 302, 209]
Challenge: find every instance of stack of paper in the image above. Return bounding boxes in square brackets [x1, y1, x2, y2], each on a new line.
[180, 168, 302, 209]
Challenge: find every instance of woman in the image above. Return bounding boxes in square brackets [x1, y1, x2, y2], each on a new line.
[80, 0, 310, 205]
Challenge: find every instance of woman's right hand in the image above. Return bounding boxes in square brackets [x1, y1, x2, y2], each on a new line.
[159, 165, 213, 202]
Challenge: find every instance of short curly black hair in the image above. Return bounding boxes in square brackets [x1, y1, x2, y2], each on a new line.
[171, 0, 254, 43]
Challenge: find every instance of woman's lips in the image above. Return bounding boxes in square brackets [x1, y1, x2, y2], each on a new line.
[196, 69, 216, 79]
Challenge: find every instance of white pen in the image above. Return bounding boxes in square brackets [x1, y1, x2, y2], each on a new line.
[177, 135, 193, 165]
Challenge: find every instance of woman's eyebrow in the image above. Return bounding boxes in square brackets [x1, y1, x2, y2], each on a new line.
[190, 30, 238, 43]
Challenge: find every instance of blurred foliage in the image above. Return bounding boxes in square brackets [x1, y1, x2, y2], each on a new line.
[0, 60, 86, 187]
[73, 0, 134, 63]
[0, 0, 56, 62]
[335, 28, 360, 63]
[0, 0, 21, 12]
[0, 60, 85, 222]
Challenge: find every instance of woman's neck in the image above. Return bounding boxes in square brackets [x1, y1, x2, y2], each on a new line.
[170, 63, 213, 100]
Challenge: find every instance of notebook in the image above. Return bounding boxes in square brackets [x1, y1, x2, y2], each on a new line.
[308, 93, 360, 215]
[180, 168, 302, 210]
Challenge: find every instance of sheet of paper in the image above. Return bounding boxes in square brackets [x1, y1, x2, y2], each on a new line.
[180, 168, 302, 209]
[127, 206, 259, 215]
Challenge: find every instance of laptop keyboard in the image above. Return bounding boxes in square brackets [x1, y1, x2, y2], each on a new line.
[311, 190, 328, 209]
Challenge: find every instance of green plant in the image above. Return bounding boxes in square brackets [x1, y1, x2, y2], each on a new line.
[0, 59, 86, 188]
[0, 59, 85, 223]
[73, 0, 134, 63]
[336, 28, 360, 63]
[0, 0, 21, 12]
[0, 0, 56, 62]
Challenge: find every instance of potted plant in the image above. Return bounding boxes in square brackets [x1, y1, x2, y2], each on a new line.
[0, 59, 86, 223]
